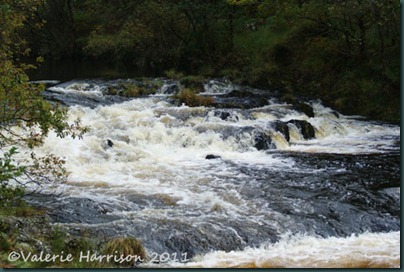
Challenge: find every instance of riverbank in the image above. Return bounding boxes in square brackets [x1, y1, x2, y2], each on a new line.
[0, 205, 145, 268]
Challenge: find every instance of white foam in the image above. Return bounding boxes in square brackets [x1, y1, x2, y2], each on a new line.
[48, 81, 105, 98]
[167, 231, 400, 268]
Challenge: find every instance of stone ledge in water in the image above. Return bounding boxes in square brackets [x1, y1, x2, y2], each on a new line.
[205, 154, 222, 160]
[212, 96, 269, 109]
[293, 102, 315, 118]
[209, 87, 272, 109]
[253, 130, 275, 151]
[287, 120, 316, 140]
[271, 121, 291, 142]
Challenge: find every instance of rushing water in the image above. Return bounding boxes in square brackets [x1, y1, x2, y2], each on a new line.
[22, 79, 400, 268]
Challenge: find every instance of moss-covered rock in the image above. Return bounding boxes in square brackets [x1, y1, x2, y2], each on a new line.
[174, 89, 214, 107]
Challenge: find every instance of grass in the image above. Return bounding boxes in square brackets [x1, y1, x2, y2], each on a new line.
[102, 237, 146, 267]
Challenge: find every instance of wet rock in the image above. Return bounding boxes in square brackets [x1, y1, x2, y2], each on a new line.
[253, 130, 275, 151]
[213, 96, 269, 109]
[205, 154, 222, 160]
[282, 94, 314, 117]
[331, 110, 340, 118]
[294, 102, 315, 118]
[213, 110, 231, 120]
[271, 121, 290, 142]
[380, 187, 400, 202]
[210, 89, 270, 109]
[160, 83, 180, 94]
[287, 120, 316, 140]
[37, 197, 124, 224]
[212, 110, 239, 121]
[224, 90, 256, 98]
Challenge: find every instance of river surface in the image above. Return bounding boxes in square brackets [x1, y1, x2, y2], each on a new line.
[22, 78, 400, 268]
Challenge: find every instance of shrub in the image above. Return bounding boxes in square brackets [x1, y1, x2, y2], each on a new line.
[179, 75, 205, 91]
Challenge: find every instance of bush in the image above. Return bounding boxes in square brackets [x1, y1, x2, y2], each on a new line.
[0, 148, 26, 211]
[179, 75, 205, 91]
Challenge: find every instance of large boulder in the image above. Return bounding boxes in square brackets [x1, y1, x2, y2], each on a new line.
[271, 120, 290, 142]
[287, 119, 315, 140]
[253, 130, 275, 151]
[213, 110, 231, 120]
[160, 83, 180, 95]
[294, 102, 315, 118]
[281, 94, 315, 117]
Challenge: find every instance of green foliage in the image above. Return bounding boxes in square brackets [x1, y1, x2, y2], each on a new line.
[102, 237, 146, 266]
[179, 75, 205, 91]
[0, 232, 12, 252]
[0, 0, 89, 209]
[227, 0, 400, 120]
[49, 227, 69, 253]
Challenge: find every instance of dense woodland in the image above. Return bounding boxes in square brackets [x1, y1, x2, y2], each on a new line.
[4, 0, 403, 120]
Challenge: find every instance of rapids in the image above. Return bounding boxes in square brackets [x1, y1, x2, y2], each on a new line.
[22, 79, 400, 268]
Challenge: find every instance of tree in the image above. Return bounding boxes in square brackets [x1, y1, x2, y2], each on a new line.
[225, 0, 400, 119]
[0, 0, 88, 210]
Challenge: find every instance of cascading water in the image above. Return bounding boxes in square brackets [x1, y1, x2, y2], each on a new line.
[23, 79, 400, 268]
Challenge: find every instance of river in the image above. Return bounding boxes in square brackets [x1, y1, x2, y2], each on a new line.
[23, 77, 400, 268]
